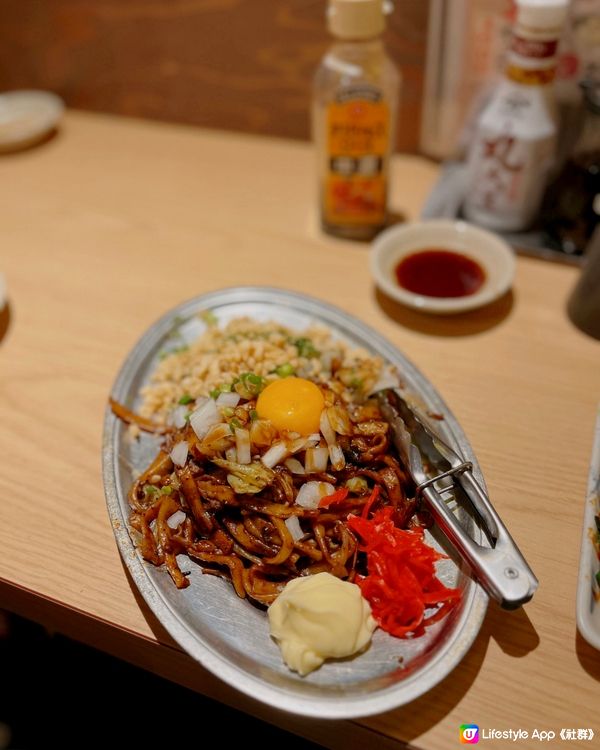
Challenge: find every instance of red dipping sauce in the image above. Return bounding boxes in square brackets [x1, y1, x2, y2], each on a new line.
[394, 249, 486, 298]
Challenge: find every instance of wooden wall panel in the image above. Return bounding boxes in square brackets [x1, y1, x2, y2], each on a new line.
[0, 1, 427, 152]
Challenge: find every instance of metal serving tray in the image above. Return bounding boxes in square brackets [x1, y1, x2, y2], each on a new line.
[102, 286, 488, 719]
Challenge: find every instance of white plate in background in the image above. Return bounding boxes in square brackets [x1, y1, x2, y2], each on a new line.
[0, 90, 64, 151]
[370, 219, 515, 314]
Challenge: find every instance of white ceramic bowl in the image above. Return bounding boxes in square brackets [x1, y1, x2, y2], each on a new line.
[0, 90, 64, 151]
[370, 219, 516, 314]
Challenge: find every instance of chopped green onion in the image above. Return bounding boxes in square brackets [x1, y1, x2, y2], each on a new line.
[294, 337, 319, 358]
[143, 485, 159, 498]
[222, 407, 234, 417]
[199, 309, 218, 326]
[159, 345, 188, 360]
[237, 372, 265, 396]
[167, 317, 187, 344]
[229, 417, 242, 432]
[178, 394, 193, 405]
[161, 485, 173, 495]
[210, 382, 232, 399]
[249, 409, 258, 421]
[275, 363, 295, 377]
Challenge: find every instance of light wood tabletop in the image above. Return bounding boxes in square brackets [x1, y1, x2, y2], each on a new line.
[1, 111, 599, 749]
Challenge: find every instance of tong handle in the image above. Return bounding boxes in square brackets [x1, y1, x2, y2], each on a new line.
[422, 471, 538, 609]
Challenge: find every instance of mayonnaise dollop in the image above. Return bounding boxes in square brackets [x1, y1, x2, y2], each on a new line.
[267, 572, 376, 675]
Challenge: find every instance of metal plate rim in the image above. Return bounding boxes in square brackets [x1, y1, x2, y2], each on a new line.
[102, 285, 488, 719]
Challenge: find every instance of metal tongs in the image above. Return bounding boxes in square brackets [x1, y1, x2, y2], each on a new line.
[378, 390, 538, 609]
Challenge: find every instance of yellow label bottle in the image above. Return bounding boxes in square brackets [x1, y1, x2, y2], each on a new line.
[313, 0, 400, 240]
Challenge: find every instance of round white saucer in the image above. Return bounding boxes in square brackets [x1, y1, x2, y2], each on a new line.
[0, 90, 64, 152]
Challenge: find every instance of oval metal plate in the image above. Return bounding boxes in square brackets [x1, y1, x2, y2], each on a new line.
[102, 286, 488, 718]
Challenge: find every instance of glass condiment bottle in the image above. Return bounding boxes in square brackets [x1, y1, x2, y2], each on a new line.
[463, 0, 569, 232]
[312, 0, 400, 240]
[541, 80, 600, 255]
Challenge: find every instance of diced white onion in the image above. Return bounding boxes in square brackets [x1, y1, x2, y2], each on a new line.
[225, 446, 238, 462]
[201, 422, 233, 452]
[285, 515, 305, 542]
[216, 391, 241, 408]
[250, 419, 277, 448]
[327, 406, 352, 435]
[319, 409, 336, 445]
[296, 481, 335, 509]
[169, 440, 189, 467]
[189, 398, 221, 439]
[261, 441, 289, 469]
[305, 445, 329, 473]
[287, 434, 320, 455]
[284, 458, 305, 475]
[286, 436, 309, 455]
[319, 409, 344, 470]
[328, 443, 346, 471]
[235, 427, 251, 465]
[172, 405, 188, 429]
[166, 510, 186, 529]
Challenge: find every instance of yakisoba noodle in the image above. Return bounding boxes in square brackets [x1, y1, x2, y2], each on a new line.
[111, 316, 458, 627]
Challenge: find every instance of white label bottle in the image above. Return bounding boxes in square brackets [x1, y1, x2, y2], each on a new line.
[463, 0, 569, 232]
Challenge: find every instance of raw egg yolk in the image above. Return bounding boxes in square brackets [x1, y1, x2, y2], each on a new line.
[256, 377, 324, 436]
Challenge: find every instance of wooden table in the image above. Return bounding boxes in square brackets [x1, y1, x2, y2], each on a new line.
[1, 111, 599, 749]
